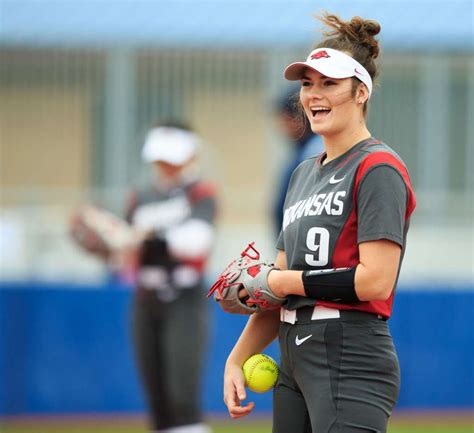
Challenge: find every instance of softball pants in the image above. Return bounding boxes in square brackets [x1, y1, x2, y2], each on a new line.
[273, 306, 400, 433]
[131, 288, 210, 432]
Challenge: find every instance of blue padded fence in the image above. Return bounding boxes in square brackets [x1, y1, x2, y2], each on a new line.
[0, 281, 473, 415]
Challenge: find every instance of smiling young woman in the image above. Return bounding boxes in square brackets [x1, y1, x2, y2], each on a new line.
[298, 67, 371, 156]
[220, 12, 417, 433]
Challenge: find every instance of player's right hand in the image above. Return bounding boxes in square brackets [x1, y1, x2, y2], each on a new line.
[223, 363, 255, 419]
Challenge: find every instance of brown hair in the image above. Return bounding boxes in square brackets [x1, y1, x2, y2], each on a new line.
[315, 13, 381, 113]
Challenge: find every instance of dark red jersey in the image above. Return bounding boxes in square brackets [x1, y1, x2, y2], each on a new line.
[276, 138, 416, 318]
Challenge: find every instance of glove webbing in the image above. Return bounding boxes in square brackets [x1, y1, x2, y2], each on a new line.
[206, 242, 260, 298]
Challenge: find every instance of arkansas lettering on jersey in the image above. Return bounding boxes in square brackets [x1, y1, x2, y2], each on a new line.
[282, 191, 347, 230]
[277, 138, 416, 318]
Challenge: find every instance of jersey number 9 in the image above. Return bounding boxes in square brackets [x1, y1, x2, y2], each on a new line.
[305, 227, 330, 266]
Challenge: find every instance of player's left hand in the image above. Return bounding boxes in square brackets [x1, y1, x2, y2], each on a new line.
[207, 242, 286, 314]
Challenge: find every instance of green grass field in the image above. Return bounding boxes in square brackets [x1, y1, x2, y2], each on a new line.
[1, 413, 472, 433]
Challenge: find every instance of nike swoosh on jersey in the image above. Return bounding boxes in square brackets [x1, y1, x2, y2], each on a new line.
[295, 334, 313, 346]
[329, 174, 345, 184]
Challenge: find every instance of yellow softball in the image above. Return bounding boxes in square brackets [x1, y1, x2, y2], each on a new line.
[242, 354, 279, 393]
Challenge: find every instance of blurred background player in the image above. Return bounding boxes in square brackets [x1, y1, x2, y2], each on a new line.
[123, 121, 217, 433]
[272, 86, 323, 237]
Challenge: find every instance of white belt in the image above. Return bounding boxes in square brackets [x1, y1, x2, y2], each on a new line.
[280, 306, 341, 324]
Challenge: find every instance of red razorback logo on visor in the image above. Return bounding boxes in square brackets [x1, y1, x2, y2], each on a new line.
[311, 50, 330, 60]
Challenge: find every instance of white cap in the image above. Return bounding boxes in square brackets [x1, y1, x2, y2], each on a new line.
[141, 127, 200, 165]
[284, 47, 373, 98]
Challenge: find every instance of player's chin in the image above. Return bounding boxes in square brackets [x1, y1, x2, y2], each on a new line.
[309, 122, 330, 136]
[308, 116, 332, 135]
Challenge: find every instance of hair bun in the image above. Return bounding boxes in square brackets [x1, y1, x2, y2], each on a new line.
[318, 13, 381, 60]
[349, 17, 381, 58]
[350, 17, 381, 37]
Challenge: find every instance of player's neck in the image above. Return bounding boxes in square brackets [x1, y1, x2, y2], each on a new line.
[322, 125, 371, 165]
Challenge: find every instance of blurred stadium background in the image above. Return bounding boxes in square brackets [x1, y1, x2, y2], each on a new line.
[0, 0, 473, 432]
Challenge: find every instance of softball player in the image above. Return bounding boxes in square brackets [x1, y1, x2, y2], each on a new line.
[126, 122, 217, 433]
[223, 14, 416, 433]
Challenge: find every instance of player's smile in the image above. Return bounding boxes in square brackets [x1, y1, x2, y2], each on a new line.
[310, 105, 332, 120]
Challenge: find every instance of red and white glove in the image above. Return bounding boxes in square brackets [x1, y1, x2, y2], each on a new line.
[207, 242, 285, 315]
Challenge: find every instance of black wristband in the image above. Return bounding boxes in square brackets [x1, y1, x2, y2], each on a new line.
[302, 267, 359, 303]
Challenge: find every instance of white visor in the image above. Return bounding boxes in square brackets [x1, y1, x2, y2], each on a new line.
[141, 127, 200, 165]
[284, 48, 373, 98]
